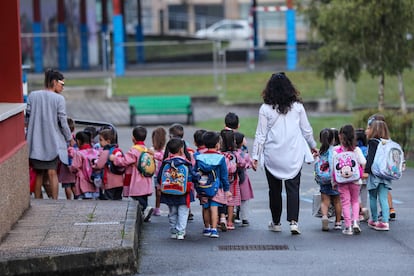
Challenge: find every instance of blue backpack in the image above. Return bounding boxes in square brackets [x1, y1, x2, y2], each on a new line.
[160, 157, 190, 195]
[194, 156, 220, 197]
[372, 138, 404, 180]
[314, 148, 332, 185]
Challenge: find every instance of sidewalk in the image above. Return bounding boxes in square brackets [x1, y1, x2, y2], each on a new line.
[0, 200, 141, 276]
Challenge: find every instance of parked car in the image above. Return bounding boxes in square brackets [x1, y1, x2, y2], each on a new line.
[195, 19, 251, 41]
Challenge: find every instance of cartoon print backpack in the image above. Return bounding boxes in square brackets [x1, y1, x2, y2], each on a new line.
[194, 155, 220, 197]
[333, 146, 362, 184]
[107, 146, 126, 175]
[223, 151, 238, 183]
[372, 138, 404, 180]
[314, 148, 332, 185]
[78, 148, 104, 187]
[160, 158, 190, 195]
[133, 145, 156, 177]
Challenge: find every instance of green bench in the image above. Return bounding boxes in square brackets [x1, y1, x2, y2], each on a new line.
[128, 95, 194, 126]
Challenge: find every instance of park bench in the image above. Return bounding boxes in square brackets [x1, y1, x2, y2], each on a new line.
[128, 95, 194, 126]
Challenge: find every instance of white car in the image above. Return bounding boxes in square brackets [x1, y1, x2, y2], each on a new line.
[195, 20, 251, 41]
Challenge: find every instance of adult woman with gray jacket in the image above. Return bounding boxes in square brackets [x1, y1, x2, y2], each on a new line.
[26, 69, 74, 199]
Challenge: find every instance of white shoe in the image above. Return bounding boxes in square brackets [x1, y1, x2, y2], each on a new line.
[342, 226, 353, 235]
[290, 221, 301, 235]
[143, 206, 154, 222]
[322, 216, 329, 231]
[352, 220, 361, 234]
[177, 232, 185, 240]
[268, 221, 282, 232]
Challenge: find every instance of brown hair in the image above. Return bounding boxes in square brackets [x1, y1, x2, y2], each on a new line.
[367, 120, 390, 140]
[152, 127, 167, 151]
[99, 129, 116, 144]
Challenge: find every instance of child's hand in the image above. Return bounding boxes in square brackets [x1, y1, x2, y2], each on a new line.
[109, 154, 115, 161]
[225, 191, 232, 199]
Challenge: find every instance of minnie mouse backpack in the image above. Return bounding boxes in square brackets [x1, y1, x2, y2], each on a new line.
[333, 146, 362, 184]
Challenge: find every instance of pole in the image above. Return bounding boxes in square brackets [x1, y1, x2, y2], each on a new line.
[57, 0, 68, 71]
[136, 0, 144, 64]
[32, 0, 43, 72]
[285, 0, 296, 70]
[113, 0, 125, 76]
[80, 0, 89, 69]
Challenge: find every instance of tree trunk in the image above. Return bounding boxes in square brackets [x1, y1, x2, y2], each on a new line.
[397, 72, 408, 114]
[378, 73, 385, 111]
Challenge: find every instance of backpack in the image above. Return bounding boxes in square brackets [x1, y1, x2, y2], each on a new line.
[107, 146, 126, 175]
[194, 155, 221, 197]
[333, 146, 362, 184]
[160, 158, 190, 195]
[133, 145, 156, 177]
[314, 148, 332, 185]
[223, 151, 238, 183]
[78, 148, 104, 188]
[371, 138, 404, 180]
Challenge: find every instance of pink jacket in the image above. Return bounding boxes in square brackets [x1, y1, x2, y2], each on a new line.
[95, 149, 124, 190]
[113, 145, 153, 197]
[58, 162, 76, 184]
[71, 149, 99, 196]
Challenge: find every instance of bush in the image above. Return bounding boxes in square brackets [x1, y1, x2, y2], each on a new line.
[353, 109, 413, 160]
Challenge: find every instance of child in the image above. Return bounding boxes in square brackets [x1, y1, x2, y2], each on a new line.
[234, 132, 254, 227]
[365, 119, 393, 231]
[333, 124, 366, 235]
[194, 131, 232, 238]
[219, 129, 240, 230]
[110, 126, 154, 221]
[158, 138, 195, 240]
[314, 128, 342, 231]
[58, 117, 77, 199]
[356, 128, 369, 221]
[224, 112, 239, 130]
[151, 127, 167, 216]
[70, 131, 100, 200]
[94, 129, 124, 200]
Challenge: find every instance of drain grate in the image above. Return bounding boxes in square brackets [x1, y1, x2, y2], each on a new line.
[218, 244, 289, 251]
[30, 246, 93, 254]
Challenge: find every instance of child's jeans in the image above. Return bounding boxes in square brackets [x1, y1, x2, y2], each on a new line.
[168, 204, 190, 234]
[369, 184, 389, 223]
[338, 183, 360, 227]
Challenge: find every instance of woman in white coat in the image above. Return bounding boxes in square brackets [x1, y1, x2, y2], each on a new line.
[252, 72, 318, 235]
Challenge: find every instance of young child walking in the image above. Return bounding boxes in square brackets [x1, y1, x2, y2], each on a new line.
[365, 119, 395, 231]
[110, 126, 154, 221]
[158, 138, 196, 240]
[94, 129, 125, 200]
[70, 131, 100, 200]
[314, 128, 342, 231]
[151, 127, 167, 216]
[234, 132, 255, 227]
[58, 117, 77, 199]
[194, 131, 232, 238]
[333, 124, 366, 235]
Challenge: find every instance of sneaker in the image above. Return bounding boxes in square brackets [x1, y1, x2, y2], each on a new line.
[143, 206, 154, 222]
[177, 232, 185, 240]
[188, 212, 194, 221]
[342, 226, 353, 235]
[321, 216, 329, 231]
[368, 220, 378, 229]
[268, 221, 282, 232]
[219, 218, 227, 232]
[389, 208, 396, 220]
[374, 221, 389, 231]
[170, 233, 177, 239]
[334, 222, 342, 230]
[290, 221, 301, 235]
[227, 223, 235, 230]
[210, 228, 219, 238]
[362, 208, 370, 221]
[242, 220, 250, 227]
[352, 221, 361, 234]
[153, 208, 161, 216]
[203, 228, 211, 237]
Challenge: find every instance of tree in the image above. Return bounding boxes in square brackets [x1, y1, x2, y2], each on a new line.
[304, 0, 414, 113]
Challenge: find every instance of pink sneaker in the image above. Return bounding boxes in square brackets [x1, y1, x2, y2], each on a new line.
[374, 222, 389, 231]
[153, 208, 161, 216]
[368, 220, 378, 229]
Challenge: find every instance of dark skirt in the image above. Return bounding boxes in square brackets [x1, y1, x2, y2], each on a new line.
[319, 184, 340, 196]
[30, 157, 59, 170]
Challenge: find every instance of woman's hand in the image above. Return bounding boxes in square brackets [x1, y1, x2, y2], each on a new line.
[252, 159, 258, 171]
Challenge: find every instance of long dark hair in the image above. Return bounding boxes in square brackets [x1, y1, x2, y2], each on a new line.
[339, 124, 356, 151]
[44, 69, 64, 89]
[319, 128, 333, 155]
[262, 72, 302, 114]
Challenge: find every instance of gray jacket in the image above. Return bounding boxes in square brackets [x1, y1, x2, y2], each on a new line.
[26, 90, 72, 164]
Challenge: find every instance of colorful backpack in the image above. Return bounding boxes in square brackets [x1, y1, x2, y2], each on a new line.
[194, 155, 220, 197]
[78, 148, 104, 187]
[223, 151, 238, 183]
[160, 157, 190, 195]
[133, 145, 156, 177]
[333, 146, 362, 184]
[372, 138, 404, 180]
[107, 146, 126, 175]
[314, 148, 332, 185]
